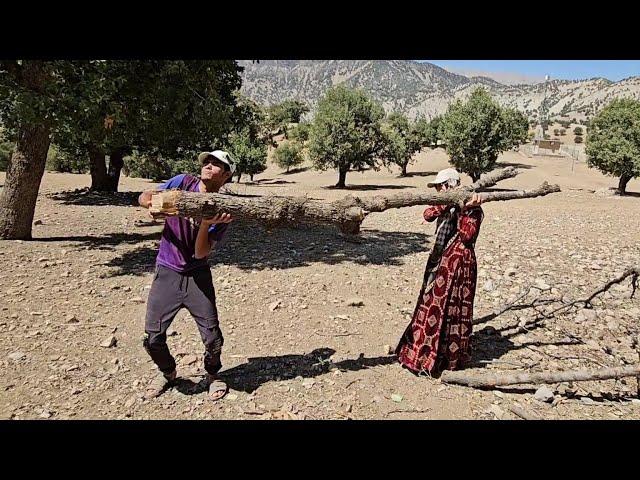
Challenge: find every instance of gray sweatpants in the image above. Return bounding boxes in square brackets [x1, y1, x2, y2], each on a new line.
[143, 265, 224, 375]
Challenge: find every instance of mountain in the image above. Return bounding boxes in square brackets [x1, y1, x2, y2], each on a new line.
[237, 60, 640, 121]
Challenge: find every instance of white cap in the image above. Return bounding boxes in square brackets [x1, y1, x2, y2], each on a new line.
[198, 150, 236, 175]
[427, 168, 461, 188]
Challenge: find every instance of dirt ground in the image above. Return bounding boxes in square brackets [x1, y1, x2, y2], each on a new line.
[1, 147, 639, 420]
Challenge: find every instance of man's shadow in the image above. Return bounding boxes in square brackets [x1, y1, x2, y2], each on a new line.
[173, 348, 397, 395]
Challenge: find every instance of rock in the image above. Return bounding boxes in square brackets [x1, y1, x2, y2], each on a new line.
[226, 393, 238, 401]
[504, 268, 517, 278]
[39, 411, 52, 419]
[533, 279, 551, 291]
[167, 329, 178, 337]
[130, 297, 144, 303]
[65, 314, 78, 323]
[8, 351, 26, 362]
[534, 386, 554, 403]
[488, 404, 506, 419]
[100, 335, 117, 348]
[269, 300, 281, 312]
[182, 355, 198, 366]
[580, 309, 597, 322]
[483, 280, 495, 292]
[302, 379, 315, 389]
[383, 344, 394, 355]
[34, 220, 43, 226]
[124, 397, 136, 409]
[580, 397, 596, 405]
[347, 298, 365, 307]
[391, 394, 403, 403]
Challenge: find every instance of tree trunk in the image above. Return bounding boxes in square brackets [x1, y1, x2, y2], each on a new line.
[400, 162, 408, 177]
[0, 124, 51, 239]
[89, 146, 110, 191]
[148, 177, 560, 235]
[0, 61, 51, 240]
[336, 166, 348, 188]
[150, 190, 366, 234]
[618, 173, 632, 195]
[105, 149, 125, 192]
[440, 364, 640, 388]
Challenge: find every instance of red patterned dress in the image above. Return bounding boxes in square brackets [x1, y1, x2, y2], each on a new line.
[396, 204, 484, 375]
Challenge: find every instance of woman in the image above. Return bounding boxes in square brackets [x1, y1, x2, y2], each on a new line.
[396, 168, 484, 376]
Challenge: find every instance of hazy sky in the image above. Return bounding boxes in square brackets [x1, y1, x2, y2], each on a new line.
[420, 60, 640, 84]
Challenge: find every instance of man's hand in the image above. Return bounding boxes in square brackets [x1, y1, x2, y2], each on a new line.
[200, 213, 233, 227]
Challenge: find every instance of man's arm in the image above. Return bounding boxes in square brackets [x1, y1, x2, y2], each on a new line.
[194, 213, 232, 259]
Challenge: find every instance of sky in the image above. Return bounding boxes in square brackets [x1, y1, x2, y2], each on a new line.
[419, 60, 640, 84]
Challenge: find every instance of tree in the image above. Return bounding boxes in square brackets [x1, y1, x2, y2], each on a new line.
[560, 128, 566, 136]
[574, 126, 583, 136]
[439, 87, 528, 181]
[288, 122, 310, 143]
[227, 94, 269, 183]
[52, 60, 242, 192]
[0, 60, 55, 239]
[273, 141, 304, 172]
[380, 112, 428, 177]
[413, 115, 441, 148]
[585, 98, 640, 194]
[553, 129, 560, 136]
[266, 99, 309, 137]
[574, 136, 583, 144]
[308, 85, 385, 188]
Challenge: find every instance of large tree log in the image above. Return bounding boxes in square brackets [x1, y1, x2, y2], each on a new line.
[150, 189, 367, 234]
[440, 364, 640, 388]
[150, 181, 561, 234]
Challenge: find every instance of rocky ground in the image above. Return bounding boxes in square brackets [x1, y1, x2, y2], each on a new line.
[1, 148, 639, 420]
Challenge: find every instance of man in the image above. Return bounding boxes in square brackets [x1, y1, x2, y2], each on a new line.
[137, 150, 235, 401]
[396, 168, 484, 376]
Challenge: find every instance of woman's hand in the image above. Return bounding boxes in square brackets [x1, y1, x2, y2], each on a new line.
[462, 193, 483, 210]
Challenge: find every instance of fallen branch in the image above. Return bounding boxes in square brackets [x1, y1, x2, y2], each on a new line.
[467, 167, 518, 190]
[440, 364, 640, 388]
[507, 404, 542, 420]
[353, 182, 561, 214]
[474, 266, 640, 329]
[148, 169, 560, 234]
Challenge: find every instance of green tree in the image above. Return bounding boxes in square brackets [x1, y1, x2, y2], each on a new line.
[288, 122, 310, 143]
[52, 60, 242, 192]
[574, 136, 583, 144]
[273, 140, 304, 172]
[0, 60, 56, 239]
[266, 99, 309, 137]
[381, 112, 428, 176]
[439, 88, 528, 181]
[574, 126, 583, 135]
[585, 98, 640, 194]
[308, 85, 385, 188]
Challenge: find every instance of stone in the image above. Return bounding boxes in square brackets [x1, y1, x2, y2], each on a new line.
[8, 352, 26, 362]
[100, 336, 117, 348]
[347, 298, 365, 307]
[391, 394, 403, 403]
[534, 386, 554, 403]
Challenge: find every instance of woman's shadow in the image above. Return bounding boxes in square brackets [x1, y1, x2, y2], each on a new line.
[173, 347, 397, 395]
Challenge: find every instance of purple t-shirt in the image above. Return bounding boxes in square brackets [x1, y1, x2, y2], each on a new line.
[155, 174, 229, 273]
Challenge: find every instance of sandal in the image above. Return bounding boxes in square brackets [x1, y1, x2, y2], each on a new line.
[206, 374, 228, 401]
